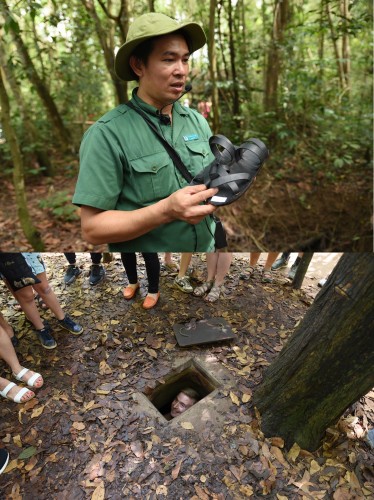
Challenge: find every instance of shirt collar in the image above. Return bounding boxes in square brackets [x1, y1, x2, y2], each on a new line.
[131, 87, 189, 118]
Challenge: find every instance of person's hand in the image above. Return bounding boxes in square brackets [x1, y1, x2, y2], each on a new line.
[162, 184, 219, 225]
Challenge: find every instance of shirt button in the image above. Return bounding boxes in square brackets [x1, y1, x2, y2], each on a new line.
[152, 166, 157, 171]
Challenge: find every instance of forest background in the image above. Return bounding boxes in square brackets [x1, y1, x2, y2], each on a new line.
[0, 0, 372, 251]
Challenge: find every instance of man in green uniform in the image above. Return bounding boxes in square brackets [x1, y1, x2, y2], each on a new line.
[73, 12, 219, 251]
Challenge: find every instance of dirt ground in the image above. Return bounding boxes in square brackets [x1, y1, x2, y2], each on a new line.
[0, 253, 373, 498]
[0, 159, 372, 252]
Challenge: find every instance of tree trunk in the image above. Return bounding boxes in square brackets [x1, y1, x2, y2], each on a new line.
[227, 0, 240, 130]
[0, 43, 54, 176]
[208, 0, 220, 133]
[291, 253, 313, 289]
[326, 1, 346, 91]
[0, 0, 71, 151]
[264, 0, 290, 114]
[340, 0, 350, 92]
[81, 0, 127, 105]
[254, 253, 374, 451]
[0, 70, 45, 251]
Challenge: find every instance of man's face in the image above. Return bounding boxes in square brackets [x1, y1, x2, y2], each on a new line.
[170, 391, 196, 418]
[134, 34, 190, 109]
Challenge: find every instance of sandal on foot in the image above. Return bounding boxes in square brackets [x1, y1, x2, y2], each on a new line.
[190, 135, 269, 206]
[13, 367, 43, 388]
[240, 265, 256, 280]
[205, 284, 222, 303]
[193, 280, 214, 297]
[123, 283, 139, 300]
[164, 262, 179, 272]
[262, 270, 273, 283]
[0, 382, 35, 403]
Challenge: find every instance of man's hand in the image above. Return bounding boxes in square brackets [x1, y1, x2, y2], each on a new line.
[161, 184, 219, 225]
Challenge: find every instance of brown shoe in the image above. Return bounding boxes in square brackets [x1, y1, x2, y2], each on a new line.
[123, 283, 139, 300]
[143, 292, 160, 310]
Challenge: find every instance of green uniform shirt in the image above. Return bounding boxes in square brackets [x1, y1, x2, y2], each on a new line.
[73, 89, 216, 252]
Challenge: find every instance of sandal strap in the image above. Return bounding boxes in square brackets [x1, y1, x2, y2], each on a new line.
[14, 368, 41, 388]
[205, 284, 222, 302]
[193, 280, 213, 297]
[14, 367, 29, 381]
[13, 387, 32, 404]
[0, 382, 16, 398]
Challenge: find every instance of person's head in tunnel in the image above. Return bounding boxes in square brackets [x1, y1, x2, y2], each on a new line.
[170, 388, 199, 418]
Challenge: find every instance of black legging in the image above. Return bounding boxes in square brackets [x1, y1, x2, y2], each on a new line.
[64, 253, 102, 265]
[121, 253, 160, 294]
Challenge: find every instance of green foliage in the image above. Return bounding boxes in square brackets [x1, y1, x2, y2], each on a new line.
[38, 189, 78, 221]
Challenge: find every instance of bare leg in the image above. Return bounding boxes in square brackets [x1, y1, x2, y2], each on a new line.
[31, 272, 65, 320]
[212, 252, 233, 286]
[13, 287, 45, 330]
[250, 253, 261, 267]
[0, 313, 14, 340]
[177, 253, 192, 278]
[264, 253, 279, 271]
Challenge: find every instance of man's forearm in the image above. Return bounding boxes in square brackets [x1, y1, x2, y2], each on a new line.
[81, 200, 171, 245]
[80, 185, 218, 245]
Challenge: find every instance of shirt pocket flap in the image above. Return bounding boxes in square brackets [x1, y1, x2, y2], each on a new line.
[130, 151, 170, 174]
[185, 140, 210, 157]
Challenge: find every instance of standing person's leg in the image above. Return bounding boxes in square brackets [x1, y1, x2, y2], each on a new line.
[272, 252, 291, 270]
[288, 252, 303, 279]
[205, 252, 233, 302]
[0, 313, 17, 347]
[0, 326, 39, 403]
[241, 252, 261, 279]
[174, 253, 193, 293]
[262, 252, 279, 283]
[89, 253, 105, 285]
[31, 272, 65, 320]
[121, 253, 140, 299]
[0, 254, 57, 349]
[163, 252, 179, 272]
[193, 253, 217, 297]
[63, 253, 82, 284]
[27, 272, 83, 337]
[142, 253, 160, 309]
[0, 326, 43, 388]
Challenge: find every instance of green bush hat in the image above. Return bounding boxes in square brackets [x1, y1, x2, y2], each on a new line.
[115, 12, 207, 81]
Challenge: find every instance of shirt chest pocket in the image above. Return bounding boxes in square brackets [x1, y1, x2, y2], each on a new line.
[128, 151, 176, 205]
[184, 140, 213, 176]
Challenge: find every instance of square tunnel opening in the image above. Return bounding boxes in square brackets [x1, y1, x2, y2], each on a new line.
[144, 358, 222, 421]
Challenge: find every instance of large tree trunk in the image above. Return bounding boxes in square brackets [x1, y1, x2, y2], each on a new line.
[0, 0, 71, 150]
[208, 0, 220, 133]
[0, 71, 45, 251]
[254, 253, 374, 451]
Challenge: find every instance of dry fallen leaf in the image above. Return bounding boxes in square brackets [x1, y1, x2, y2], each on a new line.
[31, 405, 45, 419]
[91, 481, 105, 500]
[156, 485, 168, 495]
[72, 422, 85, 431]
[180, 421, 194, 430]
[242, 394, 251, 403]
[171, 459, 183, 480]
[230, 391, 240, 406]
[287, 442, 301, 462]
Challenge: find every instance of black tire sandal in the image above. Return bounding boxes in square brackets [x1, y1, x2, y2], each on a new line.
[190, 134, 269, 206]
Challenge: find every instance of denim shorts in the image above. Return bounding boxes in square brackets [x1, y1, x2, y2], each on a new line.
[22, 253, 46, 276]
